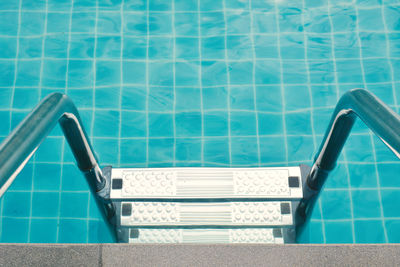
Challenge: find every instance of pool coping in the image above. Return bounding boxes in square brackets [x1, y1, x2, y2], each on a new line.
[1, 243, 400, 266]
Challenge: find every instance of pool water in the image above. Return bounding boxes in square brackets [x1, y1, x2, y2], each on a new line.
[0, 0, 400, 243]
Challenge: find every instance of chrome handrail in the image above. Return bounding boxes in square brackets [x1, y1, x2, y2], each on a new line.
[0, 93, 115, 240]
[297, 88, 400, 229]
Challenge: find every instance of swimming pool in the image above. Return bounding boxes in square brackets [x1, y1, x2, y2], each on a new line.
[0, 0, 400, 243]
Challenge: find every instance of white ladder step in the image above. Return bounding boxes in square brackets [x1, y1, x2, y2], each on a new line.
[110, 167, 303, 200]
[127, 228, 287, 244]
[119, 201, 293, 227]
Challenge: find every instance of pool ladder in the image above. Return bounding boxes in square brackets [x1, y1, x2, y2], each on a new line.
[1, 89, 400, 243]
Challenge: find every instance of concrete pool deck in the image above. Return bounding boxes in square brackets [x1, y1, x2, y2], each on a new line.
[1, 244, 400, 266]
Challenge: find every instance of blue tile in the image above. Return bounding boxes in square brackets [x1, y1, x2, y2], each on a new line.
[0, 37, 17, 58]
[255, 60, 281, 84]
[124, 0, 146, 11]
[378, 163, 400, 187]
[229, 61, 253, 85]
[325, 221, 353, 243]
[149, 13, 172, 35]
[148, 113, 174, 137]
[149, 62, 173, 86]
[384, 6, 400, 31]
[175, 0, 197, 11]
[201, 37, 225, 60]
[176, 138, 202, 161]
[176, 37, 199, 60]
[8, 163, 33, 191]
[175, 13, 198, 35]
[258, 113, 283, 135]
[94, 138, 119, 165]
[231, 137, 258, 165]
[285, 112, 312, 135]
[345, 134, 374, 162]
[385, 219, 400, 243]
[88, 220, 114, 243]
[12, 88, 39, 109]
[98, 11, 121, 34]
[148, 37, 173, 60]
[15, 60, 41, 86]
[58, 219, 87, 243]
[122, 86, 147, 110]
[148, 138, 174, 163]
[230, 111, 257, 136]
[287, 135, 314, 162]
[42, 59, 67, 87]
[1, 218, 29, 243]
[204, 138, 230, 164]
[282, 60, 308, 84]
[176, 87, 201, 111]
[33, 163, 61, 191]
[226, 35, 252, 60]
[0, 12, 18, 35]
[363, 59, 392, 83]
[3, 192, 31, 217]
[358, 8, 384, 31]
[382, 189, 400, 217]
[259, 136, 287, 164]
[200, 0, 222, 11]
[148, 86, 173, 111]
[0, 0, 18, 9]
[226, 12, 250, 35]
[254, 35, 279, 59]
[96, 60, 121, 86]
[201, 61, 227, 86]
[123, 61, 146, 84]
[96, 36, 121, 58]
[71, 12, 96, 33]
[175, 62, 200, 86]
[202, 87, 228, 110]
[336, 59, 364, 83]
[321, 190, 352, 220]
[280, 34, 304, 60]
[18, 37, 42, 58]
[69, 34, 95, 58]
[123, 12, 147, 35]
[253, 12, 276, 33]
[200, 12, 225, 36]
[69, 89, 94, 108]
[30, 219, 58, 243]
[121, 111, 146, 137]
[352, 190, 382, 218]
[256, 86, 282, 112]
[93, 110, 120, 137]
[354, 220, 386, 243]
[285, 85, 310, 111]
[120, 139, 147, 164]
[35, 137, 63, 162]
[278, 8, 303, 32]
[47, 12, 70, 33]
[22, 0, 46, 9]
[32, 192, 59, 217]
[348, 163, 378, 188]
[60, 192, 89, 218]
[62, 164, 89, 191]
[204, 111, 228, 136]
[45, 34, 69, 58]
[0, 60, 15, 86]
[95, 87, 120, 109]
[175, 112, 202, 137]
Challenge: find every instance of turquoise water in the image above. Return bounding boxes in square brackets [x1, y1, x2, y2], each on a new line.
[0, 0, 400, 243]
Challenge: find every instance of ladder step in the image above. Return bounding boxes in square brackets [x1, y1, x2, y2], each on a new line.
[127, 228, 287, 244]
[110, 167, 303, 200]
[119, 201, 293, 227]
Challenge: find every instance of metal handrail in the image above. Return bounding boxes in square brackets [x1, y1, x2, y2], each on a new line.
[0, 93, 115, 240]
[296, 88, 400, 229]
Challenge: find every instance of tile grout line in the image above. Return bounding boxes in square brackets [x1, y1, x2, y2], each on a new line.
[354, 3, 388, 243]
[145, 0, 150, 168]
[197, 0, 205, 166]
[273, 1, 289, 166]
[248, 0, 261, 167]
[56, 0, 74, 243]
[87, 0, 100, 243]
[27, 0, 49, 243]
[117, 0, 125, 168]
[172, 0, 177, 167]
[1, 0, 23, 242]
[221, 0, 232, 166]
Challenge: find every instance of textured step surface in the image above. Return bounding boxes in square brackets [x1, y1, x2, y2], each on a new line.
[127, 228, 285, 244]
[119, 201, 293, 226]
[110, 167, 302, 200]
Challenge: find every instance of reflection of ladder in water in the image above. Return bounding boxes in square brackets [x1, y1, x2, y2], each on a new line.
[107, 166, 308, 243]
[1, 89, 400, 243]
